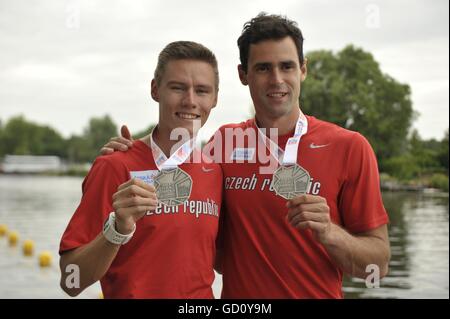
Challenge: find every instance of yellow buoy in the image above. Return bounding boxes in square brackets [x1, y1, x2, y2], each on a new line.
[23, 239, 35, 256]
[8, 231, 19, 246]
[0, 224, 7, 236]
[38, 251, 52, 267]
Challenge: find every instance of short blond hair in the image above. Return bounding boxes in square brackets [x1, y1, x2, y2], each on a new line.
[154, 41, 219, 91]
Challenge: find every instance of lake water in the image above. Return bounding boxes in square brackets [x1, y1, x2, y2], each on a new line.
[0, 175, 448, 299]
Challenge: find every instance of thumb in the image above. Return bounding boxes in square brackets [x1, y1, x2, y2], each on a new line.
[121, 125, 133, 141]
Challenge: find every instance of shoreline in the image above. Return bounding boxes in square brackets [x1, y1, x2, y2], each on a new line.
[1, 171, 448, 194]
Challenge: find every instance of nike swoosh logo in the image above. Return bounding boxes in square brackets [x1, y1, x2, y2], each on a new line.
[309, 143, 330, 149]
[202, 166, 214, 172]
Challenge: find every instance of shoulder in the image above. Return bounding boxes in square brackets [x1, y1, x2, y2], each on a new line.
[307, 115, 369, 147]
[100, 140, 149, 166]
[85, 141, 148, 182]
[83, 154, 127, 186]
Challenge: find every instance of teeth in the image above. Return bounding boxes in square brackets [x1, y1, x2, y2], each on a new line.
[177, 113, 198, 119]
[268, 93, 287, 97]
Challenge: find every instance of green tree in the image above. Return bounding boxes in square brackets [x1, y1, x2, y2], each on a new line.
[383, 129, 448, 185]
[0, 115, 67, 158]
[83, 115, 118, 153]
[67, 115, 118, 162]
[437, 129, 449, 174]
[66, 135, 92, 163]
[301, 45, 414, 170]
[408, 130, 438, 177]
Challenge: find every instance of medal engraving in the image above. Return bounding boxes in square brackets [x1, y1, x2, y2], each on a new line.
[273, 164, 310, 199]
[154, 167, 192, 207]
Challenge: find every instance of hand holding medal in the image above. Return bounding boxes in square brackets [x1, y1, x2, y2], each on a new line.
[112, 178, 159, 234]
[285, 194, 333, 244]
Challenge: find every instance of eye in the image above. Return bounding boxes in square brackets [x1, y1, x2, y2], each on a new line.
[196, 89, 210, 95]
[255, 65, 270, 72]
[171, 86, 184, 91]
[281, 63, 295, 71]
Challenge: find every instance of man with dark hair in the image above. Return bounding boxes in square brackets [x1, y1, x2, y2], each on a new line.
[101, 13, 390, 299]
[59, 41, 223, 298]
[237, 13, 305, 72]
[213, 13, 390, 298]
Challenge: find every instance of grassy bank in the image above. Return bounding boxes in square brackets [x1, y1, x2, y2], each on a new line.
[380, 172, 449, 192]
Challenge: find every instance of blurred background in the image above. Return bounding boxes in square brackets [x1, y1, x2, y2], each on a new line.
[0, 0, 448, 299]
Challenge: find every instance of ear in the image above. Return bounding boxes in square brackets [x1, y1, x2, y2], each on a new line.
[150, 79, 159, 102]
[300, 57, 308, 82]
[238, 64, 248, 86]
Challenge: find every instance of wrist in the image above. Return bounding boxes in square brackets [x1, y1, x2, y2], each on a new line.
[114, 217, 135, 235]
[319, 223, 341, 247]
[102, 212, 136, 245]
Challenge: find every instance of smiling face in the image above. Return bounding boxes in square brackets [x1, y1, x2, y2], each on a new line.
[239, 36, 307, 120]
[151, 59, 218, 136]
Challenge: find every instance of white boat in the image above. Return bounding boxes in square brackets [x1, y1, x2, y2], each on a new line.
[1, 155, 63, 173]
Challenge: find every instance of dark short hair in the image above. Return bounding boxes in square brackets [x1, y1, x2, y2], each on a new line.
[237, 12, 304, 72]
[154, 41, 219, 91]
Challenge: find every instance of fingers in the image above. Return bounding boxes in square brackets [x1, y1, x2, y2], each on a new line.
[117, 178, 155, 192]
[121, 125, 133, 141]
[100, 147, 114, 155]
[286, 199, 331, 232]
[113, 185, 156, 201]
[103, 141, 127, 152]
[114, 179, 156, 201]
[286, 203, 329, 220]
[113, 179, 158, 223]
[286, 194, 326, 208]
[291, 220, 327, 233]
[129, 178, 156, 192]
[108, 136, 133, 149]
[287, 210, 329, 226]
[113, 196, 158, 211]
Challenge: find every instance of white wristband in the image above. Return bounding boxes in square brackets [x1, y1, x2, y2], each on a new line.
[102, 212, 136, 245]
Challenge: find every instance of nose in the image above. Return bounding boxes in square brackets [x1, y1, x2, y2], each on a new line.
[182, 88, 197, 108]
[269, 68, 283, 85]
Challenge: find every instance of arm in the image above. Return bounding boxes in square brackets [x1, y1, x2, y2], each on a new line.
[286, 194, 390, 279]
[59, 178, 158, 297]
[59, 233, 121, 297]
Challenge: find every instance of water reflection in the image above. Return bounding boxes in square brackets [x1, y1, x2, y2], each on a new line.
[0, 175, 448, 298]
[343, 191, 449, 298]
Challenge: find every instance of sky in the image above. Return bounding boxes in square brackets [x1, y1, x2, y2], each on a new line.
[0, 0, 448, 141]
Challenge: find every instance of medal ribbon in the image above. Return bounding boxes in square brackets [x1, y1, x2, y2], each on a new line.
[256, 115, 308, 166]
[149, 127, 195, 171]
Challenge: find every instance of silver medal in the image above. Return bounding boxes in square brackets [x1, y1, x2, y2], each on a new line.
[154, 167, 193, 207]
[272, 164, 310, 199]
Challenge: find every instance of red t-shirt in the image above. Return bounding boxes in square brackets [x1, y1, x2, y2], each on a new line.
[59, 140, 223, 298]
[208, 115, 389, 298]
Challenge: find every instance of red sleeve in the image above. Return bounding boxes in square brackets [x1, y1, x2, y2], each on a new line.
[59, 156, 126, 255]
[338, 133, 389, 233]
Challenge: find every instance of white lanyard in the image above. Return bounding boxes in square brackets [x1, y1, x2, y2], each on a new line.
[256, 116, 308, 165]
[149, 127, 195, 171]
